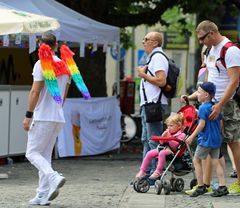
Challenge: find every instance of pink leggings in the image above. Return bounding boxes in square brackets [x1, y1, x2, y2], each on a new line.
[140, 148, 172, 173]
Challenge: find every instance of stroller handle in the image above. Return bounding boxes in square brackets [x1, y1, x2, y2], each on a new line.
[182, 95, 190, 105]
[151, 136, 183, 143]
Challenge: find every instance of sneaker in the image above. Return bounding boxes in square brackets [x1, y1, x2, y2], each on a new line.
[190, 186, 207, 197]
[228, 181, 240, 194]
[206, 186, 213, 193]
[48, 173, 66, 201]
[185, 185, 212, 195]
[135, 170, 147, 179]
[185, 185, 198, 195]
[230, 170, 237, 178]
[149, 171, 161, 180]
[29, 193, 50, 206]
[211, 186, 229, 197]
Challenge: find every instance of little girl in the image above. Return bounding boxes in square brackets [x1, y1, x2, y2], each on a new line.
[136, 113, 186, 180]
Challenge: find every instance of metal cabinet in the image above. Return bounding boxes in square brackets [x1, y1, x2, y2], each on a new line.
[0, 86, 10, 157]
[8, 87, 29, 155]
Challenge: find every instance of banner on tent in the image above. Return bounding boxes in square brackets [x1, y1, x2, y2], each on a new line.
[58, 97, 122, 157]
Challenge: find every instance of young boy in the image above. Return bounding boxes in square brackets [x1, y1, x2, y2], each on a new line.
[186, 82, 228, 197]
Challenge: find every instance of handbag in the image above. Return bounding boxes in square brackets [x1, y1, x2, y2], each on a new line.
[144, 101, 163, 123]
[142, 80, 163, 123]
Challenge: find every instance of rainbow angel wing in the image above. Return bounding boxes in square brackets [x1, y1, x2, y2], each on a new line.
[60, 45, 91, 99]
[38, 44, 62, 104]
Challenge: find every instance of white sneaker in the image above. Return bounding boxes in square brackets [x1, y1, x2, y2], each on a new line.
[29, 193, 50, 206]
[48, 173, 66, 201]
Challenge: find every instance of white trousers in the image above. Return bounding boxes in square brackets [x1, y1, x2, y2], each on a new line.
[26, 121, 64, 195]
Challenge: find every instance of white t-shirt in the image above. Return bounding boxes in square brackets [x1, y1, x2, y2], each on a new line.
[206, 37, 240, 101]
[33, 56, 69, 123]
[140, 47, 169, 106]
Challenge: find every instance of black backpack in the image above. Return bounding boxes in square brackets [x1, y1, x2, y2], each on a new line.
[146, 51, 180, 98]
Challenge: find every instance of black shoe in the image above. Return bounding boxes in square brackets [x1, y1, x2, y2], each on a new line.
[230, 170, 237, 178]
[211, 186, 229, 197]
[190, 186, 207, 197]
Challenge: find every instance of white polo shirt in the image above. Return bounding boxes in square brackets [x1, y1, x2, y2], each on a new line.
[140, 47, 169, 106]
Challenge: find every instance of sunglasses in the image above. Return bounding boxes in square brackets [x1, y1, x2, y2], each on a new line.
[143, 37, 156, 42]
[198, 31, 210, 41]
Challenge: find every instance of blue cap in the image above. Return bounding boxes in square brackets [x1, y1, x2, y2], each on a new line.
[199, 82, 216, 96]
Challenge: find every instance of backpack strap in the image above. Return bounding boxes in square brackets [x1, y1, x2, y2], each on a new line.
[145, 51, 168, 77]
[203, 47, 211, 58]
[216, 42, 240, 69]
[143, 51, 167, 103]
[146, 51, 169, 65]
[205, 42, 237, 73]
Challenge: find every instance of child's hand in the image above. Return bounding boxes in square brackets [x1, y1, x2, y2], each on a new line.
[186, 136, 194, 145]
[162, 130, 170, 137]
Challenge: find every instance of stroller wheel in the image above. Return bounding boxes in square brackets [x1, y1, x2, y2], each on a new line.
[190, 178, 197, 189]
[133, 180, 140, 192]
[173, 178, 184, 192]
[154, 180, 163, 195]
[163, 179, 171, 195]
[134, 178, 150, 193]
[170, 178, 176, 192]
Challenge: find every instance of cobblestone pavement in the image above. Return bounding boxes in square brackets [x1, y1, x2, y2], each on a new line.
[0, 151, 239, 208]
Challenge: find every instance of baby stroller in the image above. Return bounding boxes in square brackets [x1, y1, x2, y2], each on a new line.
[133, 101, 198, 195]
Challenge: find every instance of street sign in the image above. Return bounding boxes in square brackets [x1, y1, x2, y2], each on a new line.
[137, 49, 147, 66]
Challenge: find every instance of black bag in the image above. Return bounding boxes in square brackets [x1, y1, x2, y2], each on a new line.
[144, 102, 162, 123]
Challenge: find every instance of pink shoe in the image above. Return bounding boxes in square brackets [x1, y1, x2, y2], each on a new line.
[149, 171, 161, 180]
[136, 170, 147, 179]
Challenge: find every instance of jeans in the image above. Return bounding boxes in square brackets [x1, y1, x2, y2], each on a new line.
[140, 103, 170, 173]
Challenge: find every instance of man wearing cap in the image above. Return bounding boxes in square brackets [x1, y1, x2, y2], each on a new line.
[186, 82, 228, 197]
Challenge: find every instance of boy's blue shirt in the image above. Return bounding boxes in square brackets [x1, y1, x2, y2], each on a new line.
[197, 102, 222, 148]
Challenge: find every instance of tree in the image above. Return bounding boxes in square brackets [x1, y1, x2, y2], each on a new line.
[56, 0, 240, 96]
[57, 0, 240, 28]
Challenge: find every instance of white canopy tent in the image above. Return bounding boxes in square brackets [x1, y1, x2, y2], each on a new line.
[0, 0, 122, 158]
[0, 0, 120, 90]
[0, 2, 60, 35]
[0, 0, 120, 46]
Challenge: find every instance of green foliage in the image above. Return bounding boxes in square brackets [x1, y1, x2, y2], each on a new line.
[111, 0, 164, 15]
[120, 28, 135, 50]
[161, 6, 195, 40]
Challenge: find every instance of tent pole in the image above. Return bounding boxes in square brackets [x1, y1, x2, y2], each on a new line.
[116, 45, 121, 96]
[131, 27, 135, 78]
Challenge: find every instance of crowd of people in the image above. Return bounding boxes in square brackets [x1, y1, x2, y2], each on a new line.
[136, 20, 240, 197]
[20, 19, 240, 206]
